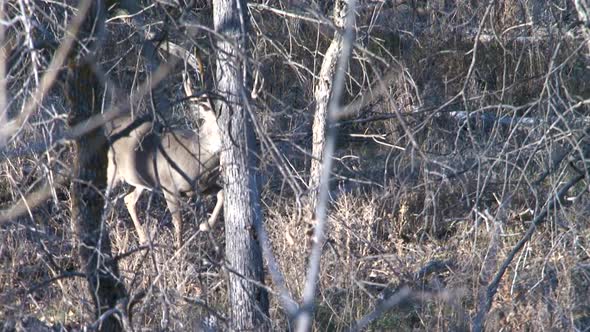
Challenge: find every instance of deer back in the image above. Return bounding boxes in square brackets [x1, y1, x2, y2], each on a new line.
[107, 114, 220, 195]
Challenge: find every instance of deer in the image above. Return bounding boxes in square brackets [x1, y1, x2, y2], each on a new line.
[106, 67, 223, 248]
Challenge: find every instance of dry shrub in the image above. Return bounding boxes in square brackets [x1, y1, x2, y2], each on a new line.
[2, 1, 590, 331]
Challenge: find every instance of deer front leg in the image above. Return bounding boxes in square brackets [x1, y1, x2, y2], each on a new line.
[163, 191, 183, 248]
[123, 187, 147, 244]
[199, 190, 224, 232]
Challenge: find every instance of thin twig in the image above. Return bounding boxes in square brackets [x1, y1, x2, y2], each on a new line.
[296, 0, 357, 330]
[0, 0, 94, 148]
[347, 286, 411, 332]
[471, 173, 586, 331]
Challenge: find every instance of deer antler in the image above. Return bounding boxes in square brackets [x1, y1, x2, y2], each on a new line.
[161, 42, 204, 96]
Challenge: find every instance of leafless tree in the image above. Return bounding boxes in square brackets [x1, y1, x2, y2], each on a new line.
[1, 0, 589, 330]
[213, 0, 269, 329]
[297, 0, 357, 330]
[65, 1, 127, 331]
[307, 0, 355, 214]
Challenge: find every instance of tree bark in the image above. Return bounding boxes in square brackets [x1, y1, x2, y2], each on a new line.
[213, 0, 269, 329]
[66, 2, 127, 331]
[307, 0, 349, 215]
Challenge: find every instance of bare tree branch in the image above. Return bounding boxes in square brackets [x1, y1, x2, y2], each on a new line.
[296, 0, 357, 330]
[0, 0, 94, 148]
[471, 172, 586, 331]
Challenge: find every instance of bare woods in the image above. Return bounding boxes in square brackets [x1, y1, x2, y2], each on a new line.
[1, 1, 590, 331]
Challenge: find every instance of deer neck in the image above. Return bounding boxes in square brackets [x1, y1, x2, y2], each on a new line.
[108, 115, 154, 140]
[199, 111, 221, 153]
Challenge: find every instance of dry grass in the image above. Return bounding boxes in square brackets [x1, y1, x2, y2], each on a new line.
[2, 1, 590, 331]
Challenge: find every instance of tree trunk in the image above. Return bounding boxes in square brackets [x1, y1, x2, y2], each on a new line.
[298, 1, 356, 330]
[307, 0, 349, 215]
[66, 2, 127, 331]
[213, 0, 269, 329]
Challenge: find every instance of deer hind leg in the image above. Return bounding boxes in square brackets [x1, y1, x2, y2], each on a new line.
[123, 187, 147, 244]
[163, 191, 183, 248]
[106, 152, 117, 196]
[199, 190, 224, 232]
